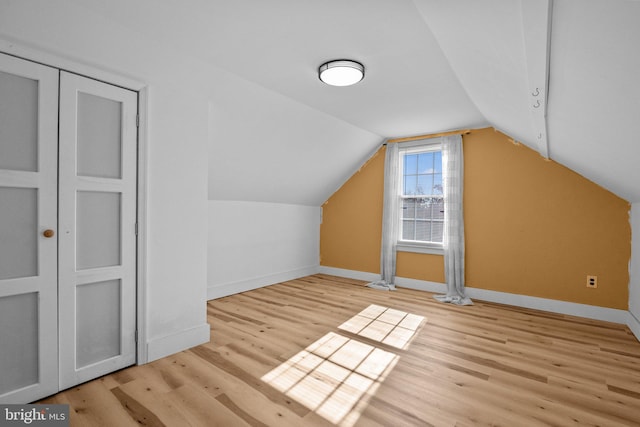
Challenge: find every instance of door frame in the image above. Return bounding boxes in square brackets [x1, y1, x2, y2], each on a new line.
[0, 39, 151, 364]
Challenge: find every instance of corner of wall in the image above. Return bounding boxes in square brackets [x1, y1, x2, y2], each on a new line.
[208, 201, 321, 299]
[628, 312, 640, 342]
[207, 265, 320, 300]
[628, 203, 640, 341]
[145, 323, 211, 363]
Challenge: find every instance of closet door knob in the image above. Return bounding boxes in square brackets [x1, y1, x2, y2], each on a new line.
[43, 229, 55, 238]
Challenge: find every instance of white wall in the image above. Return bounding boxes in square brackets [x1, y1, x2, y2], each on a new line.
[0, 1, 211, 361]
[207, 201, 320, 299]
[629, 203, 640, 339]
[206, 71, 381, 206]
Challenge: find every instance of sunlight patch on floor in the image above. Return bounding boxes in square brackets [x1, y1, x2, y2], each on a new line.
[261, 305, 426, 426]
[339, 304, 426, 349]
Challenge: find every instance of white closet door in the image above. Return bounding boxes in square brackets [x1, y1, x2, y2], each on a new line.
[0, 54, 59, 403]
[58, 72, 137, 389]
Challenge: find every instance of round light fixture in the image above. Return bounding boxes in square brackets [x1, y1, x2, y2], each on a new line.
[318, 60, 364, 87]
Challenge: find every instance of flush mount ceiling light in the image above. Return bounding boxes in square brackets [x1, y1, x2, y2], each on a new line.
[318, 60, 364, 87]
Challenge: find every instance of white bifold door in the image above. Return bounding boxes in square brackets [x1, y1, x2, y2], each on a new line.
[58, 72, 137, 389]
[0, 53, 137, 403]
[0, 54, 60, 404]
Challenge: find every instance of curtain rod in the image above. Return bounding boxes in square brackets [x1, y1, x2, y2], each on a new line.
[384, 129, 472, 145]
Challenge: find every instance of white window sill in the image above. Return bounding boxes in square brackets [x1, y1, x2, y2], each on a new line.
[397, 242, 444, 255]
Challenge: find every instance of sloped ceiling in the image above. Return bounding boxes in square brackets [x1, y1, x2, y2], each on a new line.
[548, 0, 640, 204]
[413, 0, 640, 203]
[2, 0, 639, 204]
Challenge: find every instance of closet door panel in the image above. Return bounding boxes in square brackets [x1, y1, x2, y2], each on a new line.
[0, 69, 38, 172]
[58, 71, 137, 389]
[76, 279, 122, 368]
[0, 187, 38, 279]
[0, 53, 59, 404]
[76, 191, 122, 269]
[77, 92, 122, 179]
[0, 292, 39, 394]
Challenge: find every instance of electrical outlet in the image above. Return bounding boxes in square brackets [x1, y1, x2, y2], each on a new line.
[586, 275, 598, 288]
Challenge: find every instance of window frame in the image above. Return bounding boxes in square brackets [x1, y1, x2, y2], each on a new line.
[396, 140, 444, 255]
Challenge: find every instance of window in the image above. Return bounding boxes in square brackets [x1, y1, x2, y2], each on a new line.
[398, 143, 443, 253]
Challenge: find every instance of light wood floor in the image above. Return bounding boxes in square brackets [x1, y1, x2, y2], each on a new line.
[41, 274, 640, 426]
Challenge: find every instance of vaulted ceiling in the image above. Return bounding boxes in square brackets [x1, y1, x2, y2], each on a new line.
[2, 0, 639, 205]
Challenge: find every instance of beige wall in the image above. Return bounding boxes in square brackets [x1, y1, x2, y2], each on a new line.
[320, 148, 384, 274]
[320, 128, 630, 309]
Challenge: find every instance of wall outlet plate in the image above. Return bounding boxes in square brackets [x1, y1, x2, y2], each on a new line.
[586, 275, 598, 288]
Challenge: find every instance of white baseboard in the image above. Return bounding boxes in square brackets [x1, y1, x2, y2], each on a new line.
[395, 276, 447, 293]
[463, 286, 628, 324]
[208, 265, 320, 300]
[318, 266, 629, 325]
[146, 323, 211, 363]
[318, 266, 380, 283]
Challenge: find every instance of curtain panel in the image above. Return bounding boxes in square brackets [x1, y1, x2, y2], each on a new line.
[367, 142, 399, 291]
[434, 135, 472, 305]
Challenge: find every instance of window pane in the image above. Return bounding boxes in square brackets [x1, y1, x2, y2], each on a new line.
[432, 221, 444, 242]
[402, 220, 415, 240]
[414, 200, 427, 219]
[433, 199, 444, 220]
[417, 175, 433, 195]
[415, 221, 431, 241]
[433, 173, 443, 195]
[404, 154, 417, 175]
[418, 152, 433, 174]
[434, 151, 442, 173]
[402, 199, 416, 219]
[403, 175, 417, 195]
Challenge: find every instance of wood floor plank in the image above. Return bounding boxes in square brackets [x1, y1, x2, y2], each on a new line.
[38, 274, 640, 426]
[151, 351, 226, 399]
[189, 345, 311, 418]
[166, 385, 253, 427]
[110, 385, 169, 427]
[64, 380, 138, 426]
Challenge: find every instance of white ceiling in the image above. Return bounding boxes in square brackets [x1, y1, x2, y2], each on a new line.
[3, 0, 640, 204]
[74, 0, 488, 137]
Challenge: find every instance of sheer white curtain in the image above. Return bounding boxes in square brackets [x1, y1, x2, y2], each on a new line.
[434, 135, 472, 305]
[367, 142, 399, 291]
